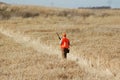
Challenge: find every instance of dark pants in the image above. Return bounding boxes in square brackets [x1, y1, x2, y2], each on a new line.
[61, 48, 69, 59]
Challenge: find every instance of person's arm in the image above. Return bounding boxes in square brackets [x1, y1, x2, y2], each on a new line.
[68, 40, 70, 46]
[60, 38, 63, 45]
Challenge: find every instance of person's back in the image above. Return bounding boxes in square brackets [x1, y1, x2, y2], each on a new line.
[60, 33, 70, 59]
[61, 37, 70, 48]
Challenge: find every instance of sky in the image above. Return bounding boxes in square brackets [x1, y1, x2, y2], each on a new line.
[0, 0, 120, 8]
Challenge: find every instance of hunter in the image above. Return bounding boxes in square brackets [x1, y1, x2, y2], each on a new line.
[60, 33, 70, 59]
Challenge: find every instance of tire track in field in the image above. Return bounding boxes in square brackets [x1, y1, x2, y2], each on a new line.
[0, 27, 114, 79]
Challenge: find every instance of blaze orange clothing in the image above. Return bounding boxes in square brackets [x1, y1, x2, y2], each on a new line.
[60, 37, 70, 48]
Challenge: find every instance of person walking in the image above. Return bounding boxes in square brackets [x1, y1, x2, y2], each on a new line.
[60, 33, 70, 59]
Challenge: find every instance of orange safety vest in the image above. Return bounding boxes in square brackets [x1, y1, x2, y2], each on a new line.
[60, 37, 70, 48]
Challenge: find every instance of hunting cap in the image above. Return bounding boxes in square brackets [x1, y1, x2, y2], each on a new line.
[62, 33, 66, 37]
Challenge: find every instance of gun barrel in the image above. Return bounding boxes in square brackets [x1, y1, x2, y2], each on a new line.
[56, 33, 61, 40]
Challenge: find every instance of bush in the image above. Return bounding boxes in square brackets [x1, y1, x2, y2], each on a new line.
[19, 11, 39, 18]
[0, 11, 11, 19]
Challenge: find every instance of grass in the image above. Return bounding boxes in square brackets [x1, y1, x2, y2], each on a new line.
[0, 4, 120, 80]
[0, 32, 86, 80]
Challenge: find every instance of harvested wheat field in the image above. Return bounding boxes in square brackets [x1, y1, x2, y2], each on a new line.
[0, 3, 120, 80]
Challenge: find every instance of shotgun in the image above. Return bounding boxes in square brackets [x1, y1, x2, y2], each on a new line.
[56, 33, 61, 40]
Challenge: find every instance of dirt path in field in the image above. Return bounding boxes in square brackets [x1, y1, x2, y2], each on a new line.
[0, 27, 116, 80]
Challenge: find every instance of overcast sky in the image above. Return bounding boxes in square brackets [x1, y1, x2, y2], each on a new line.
[0, 0, 120, 8]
